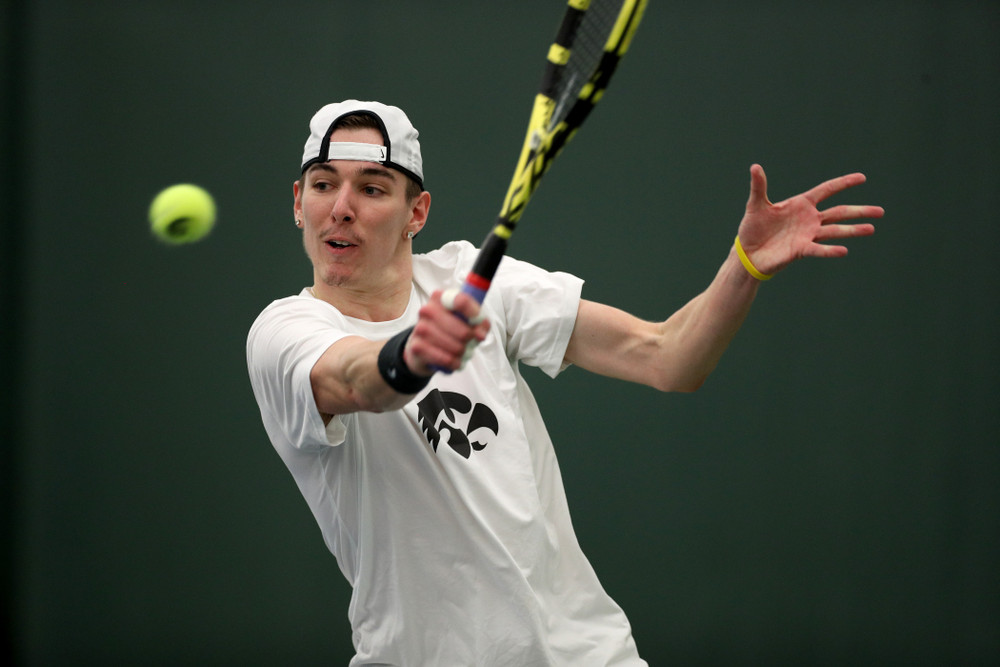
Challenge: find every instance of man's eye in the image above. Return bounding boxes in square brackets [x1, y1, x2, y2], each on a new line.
[363, 186, 382, 196]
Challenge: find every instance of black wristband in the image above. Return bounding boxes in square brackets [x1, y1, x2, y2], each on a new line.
[377, 326, 431, 394]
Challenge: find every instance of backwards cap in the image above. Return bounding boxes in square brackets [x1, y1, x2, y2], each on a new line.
[300, 100, 423, 189]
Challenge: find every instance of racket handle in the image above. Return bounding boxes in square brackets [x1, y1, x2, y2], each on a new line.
[460, 274, 490, 305]
[465, 229, 508, 303]
[427, 228, 506, 374]
[429, 275, 490, 375]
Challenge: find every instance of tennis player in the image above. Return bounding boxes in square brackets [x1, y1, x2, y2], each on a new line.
[247, 100, 883, 665]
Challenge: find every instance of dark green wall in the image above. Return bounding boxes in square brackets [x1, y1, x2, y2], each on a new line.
[4, 1, 998, 664]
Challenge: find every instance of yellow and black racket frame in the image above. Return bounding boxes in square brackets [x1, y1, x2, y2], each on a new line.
[462, 0, 648, 303]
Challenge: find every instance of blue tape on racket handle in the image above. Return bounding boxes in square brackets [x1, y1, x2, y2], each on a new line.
[461, 281, 488, 305]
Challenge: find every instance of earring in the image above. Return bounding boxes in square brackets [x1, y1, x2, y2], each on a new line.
[406, 231, 414, 239]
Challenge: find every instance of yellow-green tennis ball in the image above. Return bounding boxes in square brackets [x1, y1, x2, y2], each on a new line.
[149, 184, 216, 244]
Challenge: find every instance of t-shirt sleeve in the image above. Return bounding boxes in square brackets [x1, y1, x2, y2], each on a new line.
[491, 254, 584, 379]
[413, 241, 584, 379]
[246, 297, 351, 450]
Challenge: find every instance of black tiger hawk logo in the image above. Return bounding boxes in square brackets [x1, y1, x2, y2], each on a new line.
[417, 390, 499, 459]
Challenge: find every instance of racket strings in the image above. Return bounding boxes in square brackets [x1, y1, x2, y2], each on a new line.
[550, 0, 626, 128]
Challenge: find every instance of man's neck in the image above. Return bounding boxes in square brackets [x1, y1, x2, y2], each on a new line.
[311, 277, 412, 322]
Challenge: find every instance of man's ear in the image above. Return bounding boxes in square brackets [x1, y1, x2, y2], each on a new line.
[292, 178, 304, 226]
[407, 190, 431, 236]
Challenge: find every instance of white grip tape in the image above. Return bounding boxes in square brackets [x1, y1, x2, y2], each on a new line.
[440, 287, 460, 311]
[461, 340, 479, 369]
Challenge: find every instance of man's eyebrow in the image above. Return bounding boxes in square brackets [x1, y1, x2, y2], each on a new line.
[304, 163, 336, 180]
[357, 165, 397, 181]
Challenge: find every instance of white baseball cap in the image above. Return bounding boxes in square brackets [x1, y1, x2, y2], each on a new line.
[300, 100, 423, 189]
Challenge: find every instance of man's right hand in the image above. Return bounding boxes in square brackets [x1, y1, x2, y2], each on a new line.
[406, 289, 490, 374]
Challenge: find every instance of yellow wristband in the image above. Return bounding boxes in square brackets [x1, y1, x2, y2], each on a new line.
[734, 236, 773, 281]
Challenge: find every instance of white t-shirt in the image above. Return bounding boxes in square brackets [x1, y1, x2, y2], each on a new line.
[247, 241, 645, 666]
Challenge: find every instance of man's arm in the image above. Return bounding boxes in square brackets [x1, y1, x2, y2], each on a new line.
[565, 253, 758, 392]
[565, 165, 884, 391]
[310, 290, 489, 418]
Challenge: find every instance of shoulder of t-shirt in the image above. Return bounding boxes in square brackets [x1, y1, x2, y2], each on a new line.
[412, 240, 478, 287]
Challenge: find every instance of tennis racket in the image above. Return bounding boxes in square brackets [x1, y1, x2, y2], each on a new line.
[461, 0, 649, 304]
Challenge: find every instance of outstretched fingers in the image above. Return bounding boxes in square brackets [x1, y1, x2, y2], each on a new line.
[807, 204, 882, 257]
[821, 204, 885, 224]
[802, 242, 850, 259]
[815, 204, 883, 240]
[804, 172, 868, 205]
[737, 164, 884, 273]
[813, 222, 875, 242]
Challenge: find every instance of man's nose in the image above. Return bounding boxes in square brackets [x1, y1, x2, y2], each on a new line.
[331, 188, 354, 223]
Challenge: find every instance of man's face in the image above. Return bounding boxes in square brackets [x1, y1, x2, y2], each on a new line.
[294, 126, 428, 294]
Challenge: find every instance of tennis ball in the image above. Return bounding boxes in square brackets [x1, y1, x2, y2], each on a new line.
[149, 184, 216, 244]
